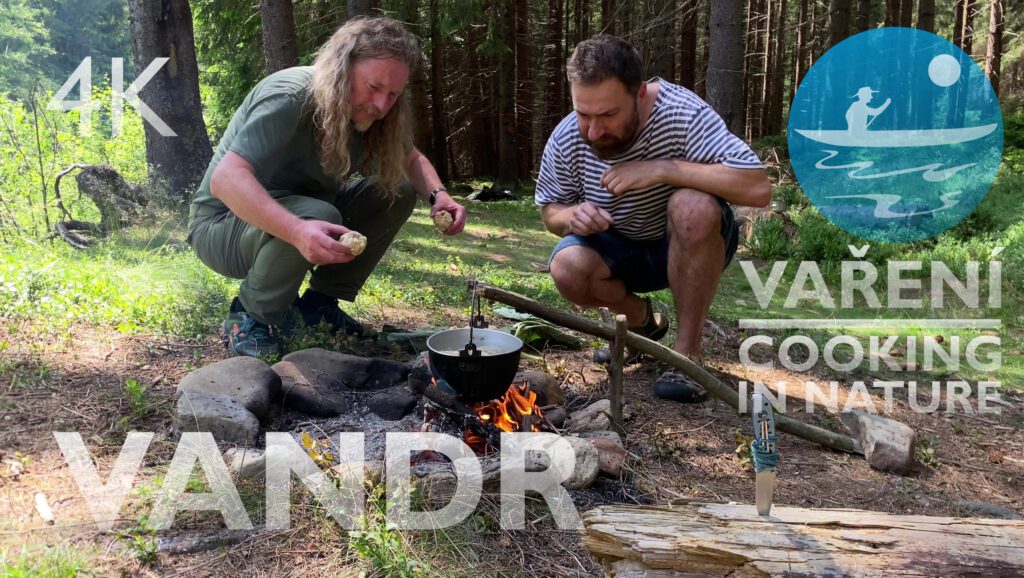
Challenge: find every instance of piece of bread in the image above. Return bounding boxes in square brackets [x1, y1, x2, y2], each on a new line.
[433, 210, 454, 233]
[339, 231, 367, 256]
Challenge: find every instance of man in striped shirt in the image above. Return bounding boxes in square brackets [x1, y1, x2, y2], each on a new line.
[536, 35, 771, 402]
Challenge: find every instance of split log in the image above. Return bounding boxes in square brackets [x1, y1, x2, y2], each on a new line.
[472, 283, 858, 455]
[582, 503, 1024, 577]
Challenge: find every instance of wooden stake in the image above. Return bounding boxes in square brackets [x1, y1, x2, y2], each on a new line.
[610, 314, 627, 435]
[472, 282, 858, 455]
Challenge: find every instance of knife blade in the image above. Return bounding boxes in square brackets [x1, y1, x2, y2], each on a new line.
[751, 392, 777, 516]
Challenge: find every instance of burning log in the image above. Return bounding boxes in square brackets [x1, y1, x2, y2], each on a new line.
[582, 502, 1024, 577]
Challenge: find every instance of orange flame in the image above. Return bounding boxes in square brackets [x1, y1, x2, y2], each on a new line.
[466, 382, 543, 454]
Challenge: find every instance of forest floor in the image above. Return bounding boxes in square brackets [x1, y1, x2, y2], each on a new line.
[1, 192, 1023, 576]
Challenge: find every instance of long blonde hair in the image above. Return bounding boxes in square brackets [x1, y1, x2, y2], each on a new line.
[310, 17, 420, 198]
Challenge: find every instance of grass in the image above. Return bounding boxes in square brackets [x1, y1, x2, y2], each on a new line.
[2, 180, 1021, 388]
[0, 544, 100, 577]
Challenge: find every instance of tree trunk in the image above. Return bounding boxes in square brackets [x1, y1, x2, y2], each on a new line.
[916, 0, 934, 31]
[745, 0, 764, 140]
[706, 0, 746, 136]
[764, 0, 786, 136]
[544, 0, 565, 136]
[856, 0, 871, 31]
[514, 0, 532, 178]
[261, 0, 299, 74]
[953, 0, 965, 47]
[347, 0, 375, 19]
[962, 0, 979, 55]
[583, 503, 1024, 577]
[694, 0, 710, 99]
[679, 1, 698, 90]
[885, 0, 899, 27]
[127, 0, 212, 200]
[758, 0, 773, 137]
[829, 0, 851, 48]
[794, 0, 810, 91]
[985, 0, 1003, 95]
[643, 0, 676, 81]
[601, 0, 616, 34]
[397, 0, 432, 160]
[429, 0, 448, 180]
[899, 0, 913, 26]
[466, 23, 495, 176]
[496, 0, 518, 188]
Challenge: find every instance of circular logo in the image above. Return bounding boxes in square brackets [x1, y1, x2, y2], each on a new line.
[788, 28, 1003, 243]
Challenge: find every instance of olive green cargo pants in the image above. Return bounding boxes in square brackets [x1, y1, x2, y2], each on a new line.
[189, 178, 416, 326]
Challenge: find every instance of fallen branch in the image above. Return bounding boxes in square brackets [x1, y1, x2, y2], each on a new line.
[473, 282, 858, 455]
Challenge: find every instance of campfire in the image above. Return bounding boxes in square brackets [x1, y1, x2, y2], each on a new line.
[464, 382, 544, 453]
[424, 378, 547, 455]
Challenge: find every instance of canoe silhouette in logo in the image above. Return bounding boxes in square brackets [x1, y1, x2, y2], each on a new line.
[794, 124, 998, 148]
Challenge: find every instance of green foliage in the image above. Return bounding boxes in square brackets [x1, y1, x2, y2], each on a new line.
[916, 436, 942, 470]
[40, 0, 132, 86]
[789, 207, 856, 263]
[348, 485, 431, 577]
[0, 85, 149, 239]
[0, 229, 233, 336]
[0, 0, 53, 96]
[749, 218, 790, 260]
[771, 183, 806, 210]
[123, 378, 150, 416]
[0, 544, 95, 577]
[1002, 221, 1024, 294]
[113, 516, 158, 566]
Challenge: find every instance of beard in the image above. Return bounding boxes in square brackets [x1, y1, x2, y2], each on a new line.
[352, 106, 383, 133]
[583, 108, 641, 159]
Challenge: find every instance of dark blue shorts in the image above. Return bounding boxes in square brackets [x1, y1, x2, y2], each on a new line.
[548, 196, 739, 294]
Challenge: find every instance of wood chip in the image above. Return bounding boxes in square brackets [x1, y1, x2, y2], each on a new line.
[34, 492, 54, 525]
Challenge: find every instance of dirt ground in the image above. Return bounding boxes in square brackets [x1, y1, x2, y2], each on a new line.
[1, 315, 1021, 577]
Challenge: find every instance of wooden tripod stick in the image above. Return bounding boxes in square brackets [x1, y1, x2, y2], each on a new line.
[472, 282, 858, 455]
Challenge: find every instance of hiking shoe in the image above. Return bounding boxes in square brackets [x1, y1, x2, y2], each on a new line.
[219, 297, 247, 346]
[594, 298, 669, 365]
[294, 290, 377, 339]
[224, 312, 281, 358]
[652, 371, 708, 404]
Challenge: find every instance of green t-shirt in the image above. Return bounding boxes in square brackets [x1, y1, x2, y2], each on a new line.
[190, 67, 367, 220]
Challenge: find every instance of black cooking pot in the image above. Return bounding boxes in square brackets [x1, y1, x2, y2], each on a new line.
[426, 328, 524, 403]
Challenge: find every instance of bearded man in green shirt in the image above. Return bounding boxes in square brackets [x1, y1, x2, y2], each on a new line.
[189, 17, 466, 358]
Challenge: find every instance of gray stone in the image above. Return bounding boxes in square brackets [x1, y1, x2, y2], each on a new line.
[175, 391, 260, 446]
[841, 410, 916, 475]
[589, 438, 627, 477]
[178, 357, 279, 418]
[569, 399, 612, 433]
[562, 436, 600, 489]
[515, 370, 564, 407]
[580, 430, 623, 448]
[282, 348, 409, 390]
[272, 361, 350, 417]
[367, 387, 420, 420]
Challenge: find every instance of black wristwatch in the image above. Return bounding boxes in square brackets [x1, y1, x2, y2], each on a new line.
[428, 187, 446, 206]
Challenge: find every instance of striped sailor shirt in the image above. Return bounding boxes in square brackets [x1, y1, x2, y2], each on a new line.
[535, 78, 764, 240]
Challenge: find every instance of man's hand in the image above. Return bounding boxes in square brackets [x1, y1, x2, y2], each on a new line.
[430, 191, 467, 236]
[569, 201, 614, 236]
[600, 160, 666, 196]
[288, 219, 356, 265]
